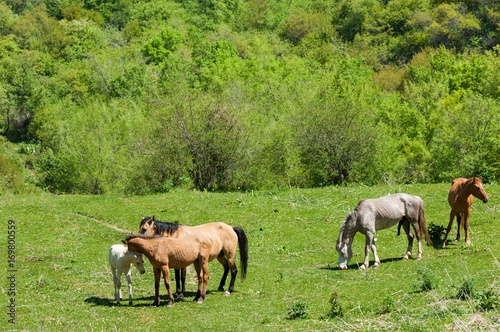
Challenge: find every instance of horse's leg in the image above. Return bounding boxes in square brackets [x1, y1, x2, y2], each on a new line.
[193, 260, 202, 303]
[360, 232, 373, 270]
[162, 267, 174, 307]
[116, 269, 122, 305]
[402, 220, 414, 260]
[111, 268, 119, 304]
[225, 255, 238, 295]
[180, 268, 186, 299]
[152, 267, 161, 307]
[216, 255, 230, 292]
[411, 222, 423, 261]
[464, 209, 471, 245]
[441, 211, 456, 248]
[200, 256, 209, 303]
[455, 214, 462, 242]
[126, 270, 133, 306]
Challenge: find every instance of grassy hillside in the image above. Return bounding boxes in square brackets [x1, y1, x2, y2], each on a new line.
[2, 184, 500, 330]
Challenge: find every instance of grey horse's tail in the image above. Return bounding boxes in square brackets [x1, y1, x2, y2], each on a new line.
[418, 203, 432, 246]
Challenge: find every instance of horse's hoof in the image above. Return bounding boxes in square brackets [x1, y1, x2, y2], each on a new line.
[416, 257, 422, 261]
[151, 301, 159, 307]
[359, 265, 366, 270]
[218, 287, 225, 292]
[402, 256, 409, 261]
[197, 299, 203, 304]
[129, 301, 132, 306]
[224, 291, 231, 296]
[373, 265, 379, 270]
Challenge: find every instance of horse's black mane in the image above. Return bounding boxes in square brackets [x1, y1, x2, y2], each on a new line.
[141, 216, 182, 236]
[124, 234, 164, 241]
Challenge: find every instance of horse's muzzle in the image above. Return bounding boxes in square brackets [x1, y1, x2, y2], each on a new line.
[140, 270, 146, 274]
[483, 198, 489, 203]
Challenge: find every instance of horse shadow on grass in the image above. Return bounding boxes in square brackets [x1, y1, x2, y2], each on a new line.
[319, 257, 408, 271]
[85, 290, 220, 307]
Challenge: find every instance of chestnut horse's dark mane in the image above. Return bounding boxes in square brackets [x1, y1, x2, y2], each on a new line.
[124, 234, 164, 242]
[141, 216, 182, 236]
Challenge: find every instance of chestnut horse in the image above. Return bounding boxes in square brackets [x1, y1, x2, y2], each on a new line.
[336, 193, 432, 270]
[139, 216, 248, 298]
[122, 234, 212, 307]
[441, 177, 489, 248]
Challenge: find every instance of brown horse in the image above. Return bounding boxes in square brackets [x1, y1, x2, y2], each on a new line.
[122, 234, 212, 307]
[139, 217, 248, 298]
[441, 177, 489, 248]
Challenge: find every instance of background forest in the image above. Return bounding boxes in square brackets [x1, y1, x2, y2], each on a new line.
[1, 0, 500, 194]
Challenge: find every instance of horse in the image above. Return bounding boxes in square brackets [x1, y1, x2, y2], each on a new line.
[122, 234, 212, 307]
[139, 216, 248, 298]
[336, 193, 432, 270]
[108, 244, 145, 306]
[441, 177, 489, 248]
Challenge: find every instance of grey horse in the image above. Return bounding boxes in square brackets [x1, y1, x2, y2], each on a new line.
[336, 193, 432, 270]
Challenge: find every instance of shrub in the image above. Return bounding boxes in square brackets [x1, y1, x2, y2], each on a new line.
[478, 290, 500, 311]
[286, 300, 308, 320]
[427, 222, 446, 245]
[415, 266, 438, 291]
[324, 291, 344, 318]
[457, 278, 477, 300]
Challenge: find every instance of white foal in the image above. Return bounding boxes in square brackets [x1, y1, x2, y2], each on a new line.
[109, 244, 146, 306]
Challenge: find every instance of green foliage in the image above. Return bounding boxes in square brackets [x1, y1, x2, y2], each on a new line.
[286, 300, 308, 320]
[141, 26, 182, 65]
[378, 296, 395, 315]
[457, 277, 477, 300]
[427, 222, 446, 245]
[323, 291, 344, 318]
[415, 266, 438, 291]
[0, 138, 24, 194]
[478, 290, 500, 311]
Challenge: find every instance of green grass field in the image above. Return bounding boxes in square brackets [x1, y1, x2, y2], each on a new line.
[2, 184, 500, 331]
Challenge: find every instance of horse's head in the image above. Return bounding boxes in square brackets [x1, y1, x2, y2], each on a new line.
[133, 253, 146, 274]
[336, 220, 353, 270]
[471, 177, 489, 203]
[139, 216, 157, 236]
[336, 239, 353, 270]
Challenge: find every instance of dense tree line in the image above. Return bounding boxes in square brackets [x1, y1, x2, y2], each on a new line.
[1, 0, 500, 194]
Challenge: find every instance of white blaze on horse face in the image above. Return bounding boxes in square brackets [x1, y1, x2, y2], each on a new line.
[338, 242, 352, 270]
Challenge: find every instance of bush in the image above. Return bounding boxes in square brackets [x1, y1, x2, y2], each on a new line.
[457, 278, 477, 300]
[478, 290, 500, 311]
[323, 291, 345, 319]
[415, 266, 438, 291]
[286, 300, 308, 320]
[0, 146, 24, 194]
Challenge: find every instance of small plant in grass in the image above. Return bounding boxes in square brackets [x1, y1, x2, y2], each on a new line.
[323, 291, 345, 319]
[427, 222, 446, 246]
[415, 266, 438, 291]
[478, 290, 500, 311]
[457, 277, 477, 300]
[286, 300, 309, 320]
[378, 296, 395, 315]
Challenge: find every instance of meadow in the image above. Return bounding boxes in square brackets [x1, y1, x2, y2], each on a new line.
[2, 183, 500, 331]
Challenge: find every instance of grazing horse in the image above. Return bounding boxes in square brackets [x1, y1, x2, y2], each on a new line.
[441, 177, 489, 248]
[139, 216, 248, 298]
[108, 244, 145, 306]
[336, 193, 432, 270]
[122, 234, 212, 307]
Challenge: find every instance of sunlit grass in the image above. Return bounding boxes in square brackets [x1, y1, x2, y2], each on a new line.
[1, 184, 499, 330]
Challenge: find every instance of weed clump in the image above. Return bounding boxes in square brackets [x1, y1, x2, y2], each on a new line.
[378, 296, 395, 315]
[457, 277, 476, 300]
[427, 222, 446, 246]
[478, 289, 500, 311]
[286, 301, 308, 320]
[415, 266, 438, 291]
[323, 291, 345, 319]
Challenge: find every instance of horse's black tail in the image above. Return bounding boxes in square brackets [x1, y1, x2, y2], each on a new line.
[419, 204, 432, 246]
[233, 226, 248, 280]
